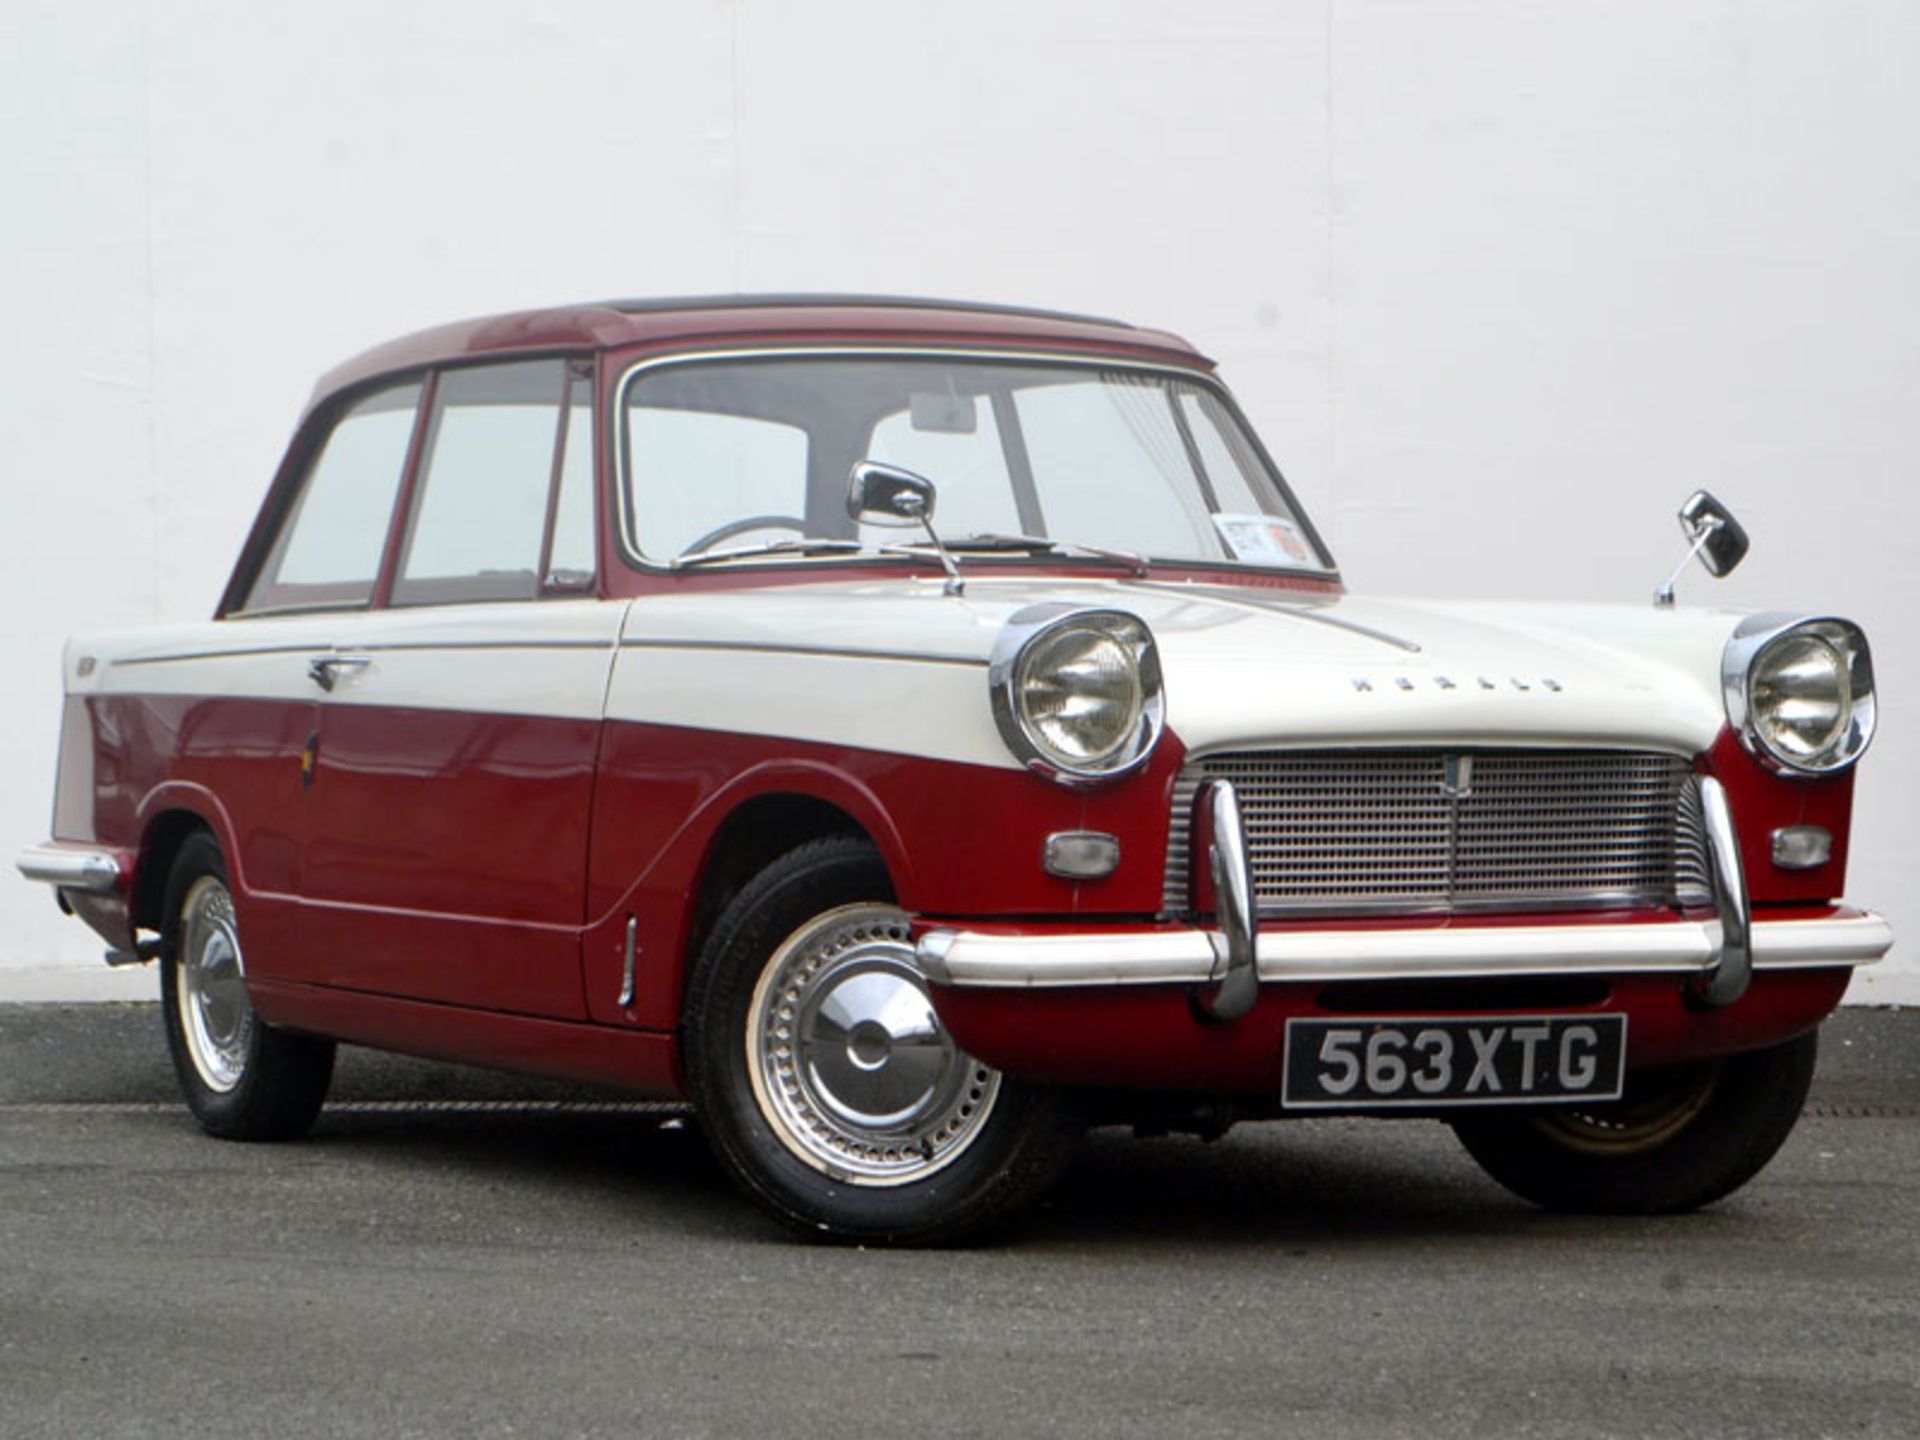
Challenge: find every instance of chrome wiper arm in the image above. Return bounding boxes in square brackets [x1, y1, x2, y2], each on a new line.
[668, 538, 864, 571]
[938, 532, 1151, 577]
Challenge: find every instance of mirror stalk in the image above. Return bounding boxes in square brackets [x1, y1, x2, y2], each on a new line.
[915, 520, 965, 596]
[1653, 519, 1723, 608]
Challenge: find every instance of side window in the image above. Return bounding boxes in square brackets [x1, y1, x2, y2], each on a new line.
[241, 381, 422, 614]
[392, 360, 570, 606]
[628, 408, 808, 559]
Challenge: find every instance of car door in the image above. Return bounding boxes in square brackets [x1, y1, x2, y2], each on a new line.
[213, 376, 426, 980]
[295, 358, 618, 1018]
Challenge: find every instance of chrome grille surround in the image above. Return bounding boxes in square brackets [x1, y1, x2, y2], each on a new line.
[1163, 748, 1711, 917]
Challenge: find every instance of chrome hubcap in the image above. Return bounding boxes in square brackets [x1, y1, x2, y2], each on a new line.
[176, 876, 253, 1093]
[747, 904, 1001, 1186]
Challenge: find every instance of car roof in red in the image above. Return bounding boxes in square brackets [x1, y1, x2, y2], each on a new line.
[308, 295, 1211, 410]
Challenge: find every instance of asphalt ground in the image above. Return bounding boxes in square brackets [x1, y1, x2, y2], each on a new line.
[2, 1004, 1916, 1439]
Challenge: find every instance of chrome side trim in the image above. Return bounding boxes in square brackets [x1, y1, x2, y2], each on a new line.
[16, 845, 123, 894]
[915, 911, 1892, 991]
[620, 637, 986, 668]
[349, 639, 615, 655]
[1190, 780, 1257, 1022]
[1691, 776, 1751, 1007]
[113, 642, 330, 668]
[114, 639, 617, 669]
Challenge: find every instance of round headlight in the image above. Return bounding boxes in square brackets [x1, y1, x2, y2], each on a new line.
[1751, 632, 1850, 763]
[1016, 624, 1144, 765]
[1726, 617, 1875, 774]
[991, 608, 1165, 782]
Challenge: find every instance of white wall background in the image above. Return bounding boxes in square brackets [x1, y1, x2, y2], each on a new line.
[2, 0, 1913, 1003]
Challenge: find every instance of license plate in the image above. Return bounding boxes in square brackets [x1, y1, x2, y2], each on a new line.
[1281, 1015, 1627, 1110]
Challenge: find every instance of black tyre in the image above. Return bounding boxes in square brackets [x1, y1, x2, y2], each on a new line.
[159, 832, 334, 1140]
[1450, 1031, 1818, 1213]
[681, 835, 1076, 1244]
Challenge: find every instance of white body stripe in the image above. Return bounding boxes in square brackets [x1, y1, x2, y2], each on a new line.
[81, 612, 339, 703]
[76, 603, 626, 723]
[605, 641, 1011, 767]
[65, 577, 1746, 764]
[313, 602, 626, 722]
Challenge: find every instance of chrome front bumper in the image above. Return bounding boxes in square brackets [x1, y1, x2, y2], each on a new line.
[915, 910, 1894, 988]
[917, 777, 1892, 1015]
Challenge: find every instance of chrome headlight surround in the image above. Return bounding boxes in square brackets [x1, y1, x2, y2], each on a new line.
[990, 606, 1165, 785]
[1722, 614, 1876, 776]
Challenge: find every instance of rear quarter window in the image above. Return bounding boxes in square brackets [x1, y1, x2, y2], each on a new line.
[240, 381, 422, 614]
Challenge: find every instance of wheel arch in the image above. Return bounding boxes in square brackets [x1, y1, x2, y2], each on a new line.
[131, 786, 240, 934]
[679, 791, 889, 1020]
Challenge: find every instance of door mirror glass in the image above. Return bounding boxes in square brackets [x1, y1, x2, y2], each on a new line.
[1679, 489, 1750, 578]
[1654, 488, 1752, 606]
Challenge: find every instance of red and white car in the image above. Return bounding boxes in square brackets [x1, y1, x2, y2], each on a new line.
[18, 296, 1890, 1242]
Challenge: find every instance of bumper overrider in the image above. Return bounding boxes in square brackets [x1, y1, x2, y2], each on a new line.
[915, 779, 1891, 1081]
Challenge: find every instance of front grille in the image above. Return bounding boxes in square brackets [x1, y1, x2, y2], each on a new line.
[1163, 748, 1712, 916]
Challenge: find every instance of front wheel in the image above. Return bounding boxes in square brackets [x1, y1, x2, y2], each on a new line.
[681, 836, 1076, 1244]
[160, 832, 335, 1140]
[1449, 1032, 1818, 1213]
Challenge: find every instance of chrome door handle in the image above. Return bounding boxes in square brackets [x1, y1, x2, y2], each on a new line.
[306, 656, 371, 692]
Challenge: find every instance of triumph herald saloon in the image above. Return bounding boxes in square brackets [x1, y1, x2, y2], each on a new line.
[18, 295, 1890, 1242]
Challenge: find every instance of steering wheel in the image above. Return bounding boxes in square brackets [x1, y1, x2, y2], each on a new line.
[677, 514, 809, 557]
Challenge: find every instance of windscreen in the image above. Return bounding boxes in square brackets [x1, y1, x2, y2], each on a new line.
[620, 355, 1332, 573]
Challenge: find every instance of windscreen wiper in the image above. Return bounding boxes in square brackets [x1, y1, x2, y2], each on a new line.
[669, 538, 864, 570]
[920, 532, 1151, 577]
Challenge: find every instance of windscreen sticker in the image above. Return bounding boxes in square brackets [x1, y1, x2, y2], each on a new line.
[1212, 513, 1314, 566]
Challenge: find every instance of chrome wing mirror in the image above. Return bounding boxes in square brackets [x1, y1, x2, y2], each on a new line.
[1653, 489, 1750, 608]
[848, 460, 964, 595]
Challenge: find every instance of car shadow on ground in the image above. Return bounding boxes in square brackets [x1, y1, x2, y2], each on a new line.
[1023, 1125, 1685, 1250]
[296, 1105, 755, 1239]
[286, 1103, 1706, 1251]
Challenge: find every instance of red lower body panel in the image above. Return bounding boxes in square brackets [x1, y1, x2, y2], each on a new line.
[929, 968, 1852, 1096]
[241, 893, 586, 1021]
[247, 977, 679, 1097]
